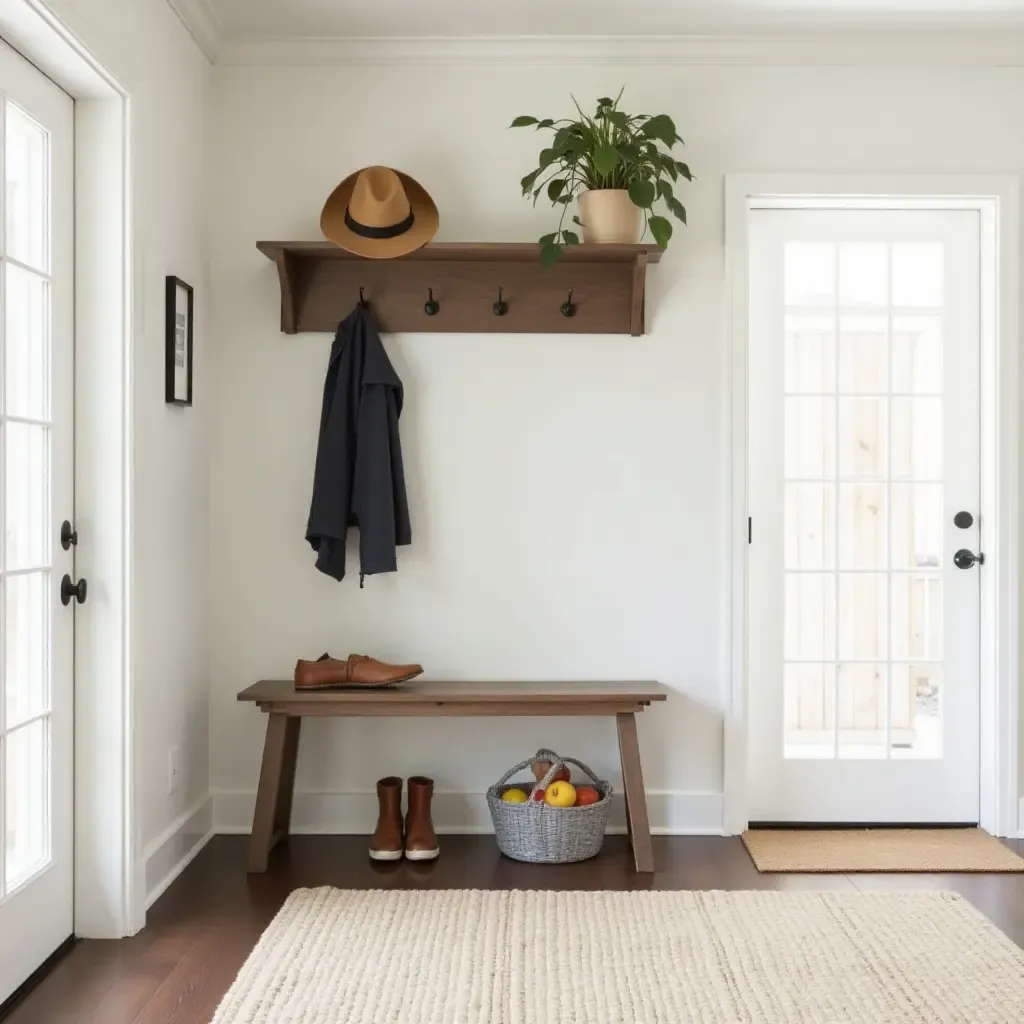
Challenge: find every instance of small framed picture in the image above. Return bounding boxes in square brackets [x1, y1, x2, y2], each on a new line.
[165, 276, 194, 406]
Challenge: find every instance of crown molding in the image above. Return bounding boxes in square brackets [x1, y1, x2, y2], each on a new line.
[164, 0, 221, 62]
[217, 32, 1024, 68]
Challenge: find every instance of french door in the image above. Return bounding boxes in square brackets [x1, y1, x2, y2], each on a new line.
[747, 207, 981, 824]
[0, 40, 74, 1004]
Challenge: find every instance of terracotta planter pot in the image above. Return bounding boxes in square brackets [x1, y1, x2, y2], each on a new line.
[577, 189, 641, 244]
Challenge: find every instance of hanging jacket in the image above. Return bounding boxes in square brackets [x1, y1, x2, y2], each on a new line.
[306, 306, 411, 583]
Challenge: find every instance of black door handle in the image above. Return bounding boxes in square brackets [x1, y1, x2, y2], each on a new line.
[61, 575, 87, 606]
[953, 548, 984, 570]
[60, 520, 78, 550]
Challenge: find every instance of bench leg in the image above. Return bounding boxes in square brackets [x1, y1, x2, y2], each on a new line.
[275, 716, 301, 835]
[248, 714, 301, 873]
[617, 712, 654, 873]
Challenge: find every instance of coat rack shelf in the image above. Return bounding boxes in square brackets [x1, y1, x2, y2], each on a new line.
[256, 241, 664, 337]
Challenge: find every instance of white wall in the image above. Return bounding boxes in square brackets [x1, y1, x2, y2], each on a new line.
[208, 60, 1024, 833]
[44, 0, 211, 855]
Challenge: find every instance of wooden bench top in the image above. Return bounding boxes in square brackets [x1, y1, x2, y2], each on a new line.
[237, 679, 669, 717]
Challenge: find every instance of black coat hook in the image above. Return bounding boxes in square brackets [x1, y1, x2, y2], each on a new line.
[561, 288, 576, 318]
[493, 286, 508, 317]
[424, 287, 440, 316]
[358, 287, 369, 308]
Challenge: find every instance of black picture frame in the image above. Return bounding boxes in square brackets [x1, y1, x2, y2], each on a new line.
[165, 276, 194, 406]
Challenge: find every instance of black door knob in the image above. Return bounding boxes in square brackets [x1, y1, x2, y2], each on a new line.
[61, 575, 87, 606]
[953, 511, 974, 529]
[61, 520, 78, 550]
[953, 548, 984, 570]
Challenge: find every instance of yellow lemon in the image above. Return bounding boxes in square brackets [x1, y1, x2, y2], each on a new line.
[544, 781, 577, 808]
[502, 788, 528, 804]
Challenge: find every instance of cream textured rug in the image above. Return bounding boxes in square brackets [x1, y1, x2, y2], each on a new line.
[742, 828, 1024, 873]
[211, 888, 1024, 1023]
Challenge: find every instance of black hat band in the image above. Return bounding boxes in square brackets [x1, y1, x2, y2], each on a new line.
[344, 207, 415, 239]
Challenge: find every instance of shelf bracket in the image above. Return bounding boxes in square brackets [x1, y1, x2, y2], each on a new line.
[275, 249, 299, 335]
[629, 252, 649, 337]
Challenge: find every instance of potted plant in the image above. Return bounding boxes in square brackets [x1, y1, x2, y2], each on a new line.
[511, 88, 691, 265]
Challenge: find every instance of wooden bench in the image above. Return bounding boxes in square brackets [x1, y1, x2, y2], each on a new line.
[237, 680, 669, 874]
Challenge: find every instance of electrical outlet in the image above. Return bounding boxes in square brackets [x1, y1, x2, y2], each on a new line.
[168, 746, 181, 795]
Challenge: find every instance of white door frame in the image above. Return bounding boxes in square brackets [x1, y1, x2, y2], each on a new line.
[724, 173, 1020, 838]
[0, 1, 139, 936]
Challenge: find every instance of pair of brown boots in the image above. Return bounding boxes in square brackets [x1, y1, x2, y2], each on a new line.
[370, 776, 439, 862]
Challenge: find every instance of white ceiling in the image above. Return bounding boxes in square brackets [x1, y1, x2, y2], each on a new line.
[207, 0, 1024, 40]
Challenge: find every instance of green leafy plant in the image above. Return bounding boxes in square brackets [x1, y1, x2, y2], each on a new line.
[511, 88, 691, 266]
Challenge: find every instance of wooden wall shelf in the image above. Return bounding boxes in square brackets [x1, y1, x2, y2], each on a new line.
[256, 241, 663, 337]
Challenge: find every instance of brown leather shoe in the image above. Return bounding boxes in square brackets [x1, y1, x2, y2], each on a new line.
[404, 776, 439, 861]
[369, 777, 404, 862]
[294, 653, 423, 690]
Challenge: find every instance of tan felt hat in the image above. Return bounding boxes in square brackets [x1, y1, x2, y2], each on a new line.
[320, 165, 439, 259]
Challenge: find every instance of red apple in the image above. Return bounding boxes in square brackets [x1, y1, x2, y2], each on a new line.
[575, 786, 601, 806]
[533, 761, 571, 785]
[531, 787, 546, 802]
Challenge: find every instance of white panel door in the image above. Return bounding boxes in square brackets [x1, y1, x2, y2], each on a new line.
[748, 208, 981, 824]
[0, 40, 74, 1004]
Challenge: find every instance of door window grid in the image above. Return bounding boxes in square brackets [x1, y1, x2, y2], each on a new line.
[783, 240, 943, 762]
[0, 95, 53, 900]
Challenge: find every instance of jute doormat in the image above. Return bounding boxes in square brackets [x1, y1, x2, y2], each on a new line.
[210, 888, 1024, 1023]
[742, 827, 1024, 873]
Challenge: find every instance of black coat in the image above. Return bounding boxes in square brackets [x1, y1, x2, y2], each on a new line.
[306, 307, 411, 582]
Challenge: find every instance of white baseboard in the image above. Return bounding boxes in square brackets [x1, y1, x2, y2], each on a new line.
[1017, 797, 1024, 839]
[212, 788, 724, 837]
[143, 794, 214, 908]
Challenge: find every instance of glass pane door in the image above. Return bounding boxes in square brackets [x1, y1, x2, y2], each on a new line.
[0, 37, 74, 1006]
[1, 97, 54, 900]
[748, 206, 981, 824]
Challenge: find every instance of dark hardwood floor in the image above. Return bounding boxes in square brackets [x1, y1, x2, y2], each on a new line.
[6, 833, 1024, 1023]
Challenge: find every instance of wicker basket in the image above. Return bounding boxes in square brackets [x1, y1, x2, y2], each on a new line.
[486, 748, 612, 864]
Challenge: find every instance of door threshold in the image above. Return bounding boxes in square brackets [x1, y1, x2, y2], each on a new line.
[747, 821, 980, 830]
